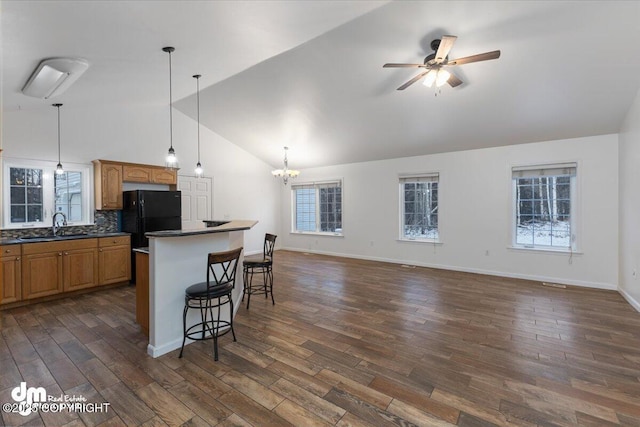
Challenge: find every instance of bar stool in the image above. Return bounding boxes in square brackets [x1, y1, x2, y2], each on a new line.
[179, 247, 242, 361]
[242, 234, 277, 309]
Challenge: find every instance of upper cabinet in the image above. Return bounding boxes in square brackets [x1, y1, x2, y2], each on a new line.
[122, 165, 152, 183]
[94, 160, 177, 210]
[93, 160, 123, 210]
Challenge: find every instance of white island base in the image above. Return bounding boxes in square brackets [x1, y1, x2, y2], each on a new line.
[146, 220, 257, 358]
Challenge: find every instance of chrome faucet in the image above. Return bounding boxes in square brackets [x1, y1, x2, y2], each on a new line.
[52, 212, 67, 236]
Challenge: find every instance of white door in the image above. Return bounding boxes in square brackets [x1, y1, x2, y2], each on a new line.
[178, 175, 213, 230]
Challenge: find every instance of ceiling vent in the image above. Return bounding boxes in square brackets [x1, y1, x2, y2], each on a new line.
[22, 57, 89, 99]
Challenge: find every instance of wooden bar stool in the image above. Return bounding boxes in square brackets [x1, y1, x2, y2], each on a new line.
[242, 234, 277, 309]
[179, 247, 242, 361]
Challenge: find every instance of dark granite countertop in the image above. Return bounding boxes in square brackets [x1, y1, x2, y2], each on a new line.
[0, 232, 129, 246]
[146, 220, 257, 238]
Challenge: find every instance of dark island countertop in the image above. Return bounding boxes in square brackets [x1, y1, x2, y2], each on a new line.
[145, 220, 258, 238]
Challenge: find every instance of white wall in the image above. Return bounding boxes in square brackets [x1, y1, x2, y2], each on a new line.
[619, 88, 640, 311]
[281, 135, 619, 290]
[1, 104, 280, 254]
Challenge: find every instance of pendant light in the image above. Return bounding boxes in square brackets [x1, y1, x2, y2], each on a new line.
[52, 103, 64, 175]
[193, 74, 203, 177]
[271, 146, 300, 185]
[163, 46, 178, 169]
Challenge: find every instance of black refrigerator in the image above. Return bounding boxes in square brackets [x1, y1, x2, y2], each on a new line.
[122, 190, 182, 282]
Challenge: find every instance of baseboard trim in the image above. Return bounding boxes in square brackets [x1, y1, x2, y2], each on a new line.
[281, 247, 617, 291]
[618, 287, 640, 313]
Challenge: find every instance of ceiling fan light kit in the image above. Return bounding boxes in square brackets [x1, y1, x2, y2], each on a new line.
[384, 35, 500, 91]
[422, 69, 450, 88]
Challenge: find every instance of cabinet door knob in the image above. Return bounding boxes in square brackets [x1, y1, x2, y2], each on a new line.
[16, 257, 20, 261]
[64, 252, 69, 255]
[99, 249, 103, 252]
[58, 252, 63, 256]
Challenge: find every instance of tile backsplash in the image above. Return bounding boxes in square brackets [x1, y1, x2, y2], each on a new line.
[0, 211, 118, 239]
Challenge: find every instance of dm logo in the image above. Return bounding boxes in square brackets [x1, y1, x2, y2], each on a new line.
[11, 382, 46, 416]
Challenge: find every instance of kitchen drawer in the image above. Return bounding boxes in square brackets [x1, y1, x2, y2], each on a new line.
[2, 245, 22, 257]
[98, 235, 130, 248]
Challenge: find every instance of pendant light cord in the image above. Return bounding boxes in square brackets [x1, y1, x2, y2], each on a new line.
[52, 103, 63, 165]
[57, 106, 61, 164]
[168, 50, 173, 151]
[196, 75, 200, 163]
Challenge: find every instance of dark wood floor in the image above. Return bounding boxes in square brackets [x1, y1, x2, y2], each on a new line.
[2, 250, 640, 426]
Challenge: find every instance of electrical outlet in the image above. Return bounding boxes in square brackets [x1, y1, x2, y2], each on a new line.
[633, 270, 637, 279]
[485, 250, 490, 256]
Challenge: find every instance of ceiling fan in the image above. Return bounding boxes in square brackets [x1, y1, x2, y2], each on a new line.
[383, 35, 500, 90]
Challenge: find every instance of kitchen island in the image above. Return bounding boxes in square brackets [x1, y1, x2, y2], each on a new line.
[144, 220, 257, 357]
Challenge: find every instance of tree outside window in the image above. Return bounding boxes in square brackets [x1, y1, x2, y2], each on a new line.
[400, 174, 439, 241]
[513, 164, 576, 249]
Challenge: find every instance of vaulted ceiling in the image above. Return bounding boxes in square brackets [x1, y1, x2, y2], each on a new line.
[3, 1, 640, 169]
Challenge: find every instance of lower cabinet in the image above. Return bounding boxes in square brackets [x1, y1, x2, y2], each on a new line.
[98, 236, 131, 285]
[22, 239, 98, 299]
[1, 245, 22, 305]
[13, 235, 131, 304]
[63, 243, 99, 292]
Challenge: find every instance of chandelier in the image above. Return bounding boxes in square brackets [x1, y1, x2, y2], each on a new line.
[271, 146, 300, 185]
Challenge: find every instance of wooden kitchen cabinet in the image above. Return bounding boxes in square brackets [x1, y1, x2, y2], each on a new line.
[22, 239, 99, 299]
[95, 160, 177, 210]
[93, 160, 123, 210]
[123, 165, 152, 182]
[1, 245, 22, 305]
[22, 242, 64, 300]
[122, 164, 176, 185]
[62, 240, 99, 292]
[150, 168, 177, 184]
[98, 235, 131, 285]
[135, 251, 149, 336]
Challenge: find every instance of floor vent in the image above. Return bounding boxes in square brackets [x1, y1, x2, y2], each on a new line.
[542, 282, 566, 289]
[401, 264, 416, 269]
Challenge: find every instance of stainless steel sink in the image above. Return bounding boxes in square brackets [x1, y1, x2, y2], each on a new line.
[57, 233, 90, 238]
[18, 236, 54, 241]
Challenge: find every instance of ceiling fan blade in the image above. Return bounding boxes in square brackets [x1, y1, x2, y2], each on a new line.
[435, 35, 457, 63]
[383, 63, 424, 68]
[446, 50, 501, 66]
[448, 73, 463, 88]
[397, 70, 429, 90]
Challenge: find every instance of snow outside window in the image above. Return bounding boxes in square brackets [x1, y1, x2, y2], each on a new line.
[512, 163, 576, 250]
[400, 173, 439, 241]
[292, 180, 342, 235]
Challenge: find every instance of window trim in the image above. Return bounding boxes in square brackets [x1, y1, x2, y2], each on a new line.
[290, 179, 343, 236]
[510, 162, 579, 252]
[398, 172, 441, 243]
[3, 158, 94, 229]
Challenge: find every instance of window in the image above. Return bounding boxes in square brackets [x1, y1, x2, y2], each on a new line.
[55, 171, 84, 221]
[292, 180, 342, 234]
[400, 173, 439, 241]
[512, 163, 576, 250]
[9, 167, 44, 223]
[3, 159, 93, 228]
